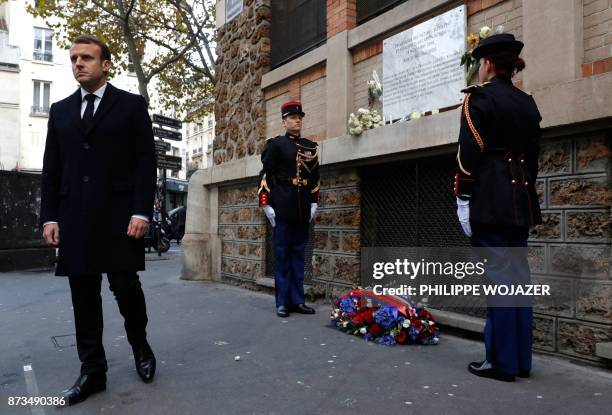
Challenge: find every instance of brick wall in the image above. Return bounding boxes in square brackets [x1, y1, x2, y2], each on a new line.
[467, 0, 522, 39]
[353, 51, 382, 113]
[327, 0, 356, 38]
[265, 92, 290, 139]
[300, 76, 327, 141]
[263, 64, 326, 140]
[219, 184, 266, 283]
[530, 132, 612, 362]
[582, 0, 612, 76]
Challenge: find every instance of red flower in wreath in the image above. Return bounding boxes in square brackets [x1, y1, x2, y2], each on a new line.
[395, 330, 409, 344]
[368, 323, 385, 337]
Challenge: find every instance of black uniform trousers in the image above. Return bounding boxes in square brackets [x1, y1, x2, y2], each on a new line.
[470, 223, 532, 376]
[68, 272, 149, 375]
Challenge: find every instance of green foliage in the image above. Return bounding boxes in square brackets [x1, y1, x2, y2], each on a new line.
[27, 0, 216, 122]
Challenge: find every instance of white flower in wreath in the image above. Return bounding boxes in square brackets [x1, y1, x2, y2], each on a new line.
[402, 320, 410, 328]
[357, 108, 369, 115]
[410, 111, 422, 120]
[359, 327, 367, 334]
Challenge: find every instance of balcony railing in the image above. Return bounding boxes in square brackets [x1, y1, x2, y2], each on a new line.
[33, 50, 53, 62]
[30, 105, 50, 116]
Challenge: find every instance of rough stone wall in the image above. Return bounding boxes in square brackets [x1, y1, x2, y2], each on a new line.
[213, 0, 271, 166]
[310, 168, 361, 298]
[218, 184, 266, 283]
[530, 132, 612, 362]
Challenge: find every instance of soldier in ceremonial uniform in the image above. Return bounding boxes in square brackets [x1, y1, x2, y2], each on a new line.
[454, 33, 542, 381]
[258, 102, 320, 318]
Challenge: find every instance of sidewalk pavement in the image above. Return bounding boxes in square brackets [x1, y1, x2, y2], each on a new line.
[1, 245, 611, 415]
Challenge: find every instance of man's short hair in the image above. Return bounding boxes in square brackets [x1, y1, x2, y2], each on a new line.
[71, 35, 112, 62]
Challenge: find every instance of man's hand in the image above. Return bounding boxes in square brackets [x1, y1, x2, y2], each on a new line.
[127, 217, 149, 239]
[42, 223, 60, 246]
[456, 197, 472, 238]
[262, 205, 276, 227]
[310, 203, 318, 222]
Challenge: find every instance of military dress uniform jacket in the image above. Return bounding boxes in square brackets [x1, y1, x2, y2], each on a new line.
[258, 133, 320, 222]
[455, 76, 542, 228]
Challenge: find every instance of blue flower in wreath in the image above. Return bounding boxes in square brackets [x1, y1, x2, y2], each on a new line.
[408, 326, 420, 340]
[375, 335, 397, 346]
[375, 305, 398, 330]
[339, 298, 356, 313]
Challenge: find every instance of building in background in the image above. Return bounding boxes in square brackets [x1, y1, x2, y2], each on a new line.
[185, 112, 215, 178]
[182, 0, 612, 366]
[0, 0, 187, 180]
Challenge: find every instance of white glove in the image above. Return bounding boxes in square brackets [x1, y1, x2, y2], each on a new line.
[262, 205, 276, 227]
[310, 203, 318, 222]
[456, 197, 472, 237]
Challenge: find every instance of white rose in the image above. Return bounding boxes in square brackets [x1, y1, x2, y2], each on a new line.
[402, 320, 410, 328]
[410, 111, 421, 120]
[373, 115, 381, 123]
[357, 108, 368, 115]
[359, 327, 367, 334]
[480, 26, 491, 38]
[354, 126, 363, 135]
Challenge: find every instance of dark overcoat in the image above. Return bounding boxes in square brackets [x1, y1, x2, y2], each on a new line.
[40, 83, 156, 276]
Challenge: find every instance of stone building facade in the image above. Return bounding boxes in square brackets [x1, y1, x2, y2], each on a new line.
[184, 0, 612, 365]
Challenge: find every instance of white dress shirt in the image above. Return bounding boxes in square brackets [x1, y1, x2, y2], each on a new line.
[43, 83, 149, 227]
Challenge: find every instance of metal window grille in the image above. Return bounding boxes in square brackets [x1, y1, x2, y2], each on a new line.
[270, 0, 326, 69]
[356, 0, 409, 24]
[361, 154, 486, 317]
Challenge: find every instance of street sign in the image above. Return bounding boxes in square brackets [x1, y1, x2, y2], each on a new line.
[156, 154, 182, 171]
[153, 127, 182, 141]
[154, 140, 171, 153]
[153, 114, 182, 129]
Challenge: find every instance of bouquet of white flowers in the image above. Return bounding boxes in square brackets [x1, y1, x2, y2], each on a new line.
[348, 108, 384, 136]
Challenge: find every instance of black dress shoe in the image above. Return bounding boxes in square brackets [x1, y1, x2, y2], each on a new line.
[292, 304, 315, 314]
[277, 305, 289, 318]
[134, 342, 156, 383]
[59, 373, 106, 407]
[468, 360, 515, 382]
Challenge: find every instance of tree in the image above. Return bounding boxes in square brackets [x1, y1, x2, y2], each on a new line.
[26, 0, 216, 121]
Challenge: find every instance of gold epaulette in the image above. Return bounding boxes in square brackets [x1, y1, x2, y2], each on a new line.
[461, 81, 491, 94]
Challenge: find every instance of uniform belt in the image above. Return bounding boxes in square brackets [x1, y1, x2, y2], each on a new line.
[276, 177, 308, 186]
[486, 148, 524, 157]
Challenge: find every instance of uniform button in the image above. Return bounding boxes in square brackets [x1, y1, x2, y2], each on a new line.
[508, 158, 512, 162]
[524, 181, 529, 186]
[83, 143, 90, 150]
[520, 159, 525, 164]
[82, 176, 89, 182]
[511, 179, 516, 184]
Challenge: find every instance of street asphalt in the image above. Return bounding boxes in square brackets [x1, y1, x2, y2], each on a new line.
[1, 244, 611, 415]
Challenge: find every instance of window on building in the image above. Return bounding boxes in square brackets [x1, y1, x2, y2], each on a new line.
[270, 0, 326, 68]
[356, 0, 408, 24]
[33, 27, 53, 62]
[31, 80, 51, 115]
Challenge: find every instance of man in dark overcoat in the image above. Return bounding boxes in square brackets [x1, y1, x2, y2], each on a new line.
[40, 35, 157, 406]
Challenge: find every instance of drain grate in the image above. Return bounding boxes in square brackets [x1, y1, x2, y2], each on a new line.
[51, 334, 76, 348]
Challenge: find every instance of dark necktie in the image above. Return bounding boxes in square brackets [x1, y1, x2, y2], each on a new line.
[82, 93, 96, 131]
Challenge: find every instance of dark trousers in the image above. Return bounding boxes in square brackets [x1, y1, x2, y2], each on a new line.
[68, 272, 149, 375]
[471, 223, 532, 376]
[274, 219, 309, 307]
